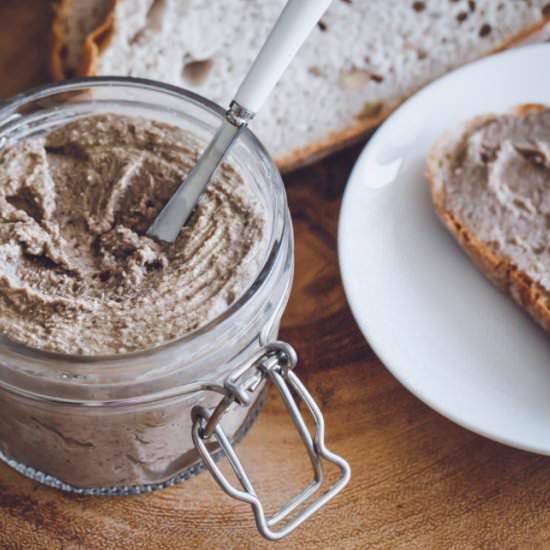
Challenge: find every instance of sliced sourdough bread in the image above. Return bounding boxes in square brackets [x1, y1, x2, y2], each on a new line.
[427, 104, 550, 333]
[51, 1, 550, 171]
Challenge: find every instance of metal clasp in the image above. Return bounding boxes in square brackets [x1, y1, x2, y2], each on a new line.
[191, 341, 351, 541]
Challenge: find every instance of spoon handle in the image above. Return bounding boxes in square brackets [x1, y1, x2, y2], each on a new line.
[146, 0, 333, 243]
[234, 0, 333, 115]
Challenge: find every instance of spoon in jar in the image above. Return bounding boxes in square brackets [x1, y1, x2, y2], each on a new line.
[146, 0, 333, 243]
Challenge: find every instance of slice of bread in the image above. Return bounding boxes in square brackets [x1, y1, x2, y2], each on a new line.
[428, 104, 550, 333]
[51, 1, 550, 171]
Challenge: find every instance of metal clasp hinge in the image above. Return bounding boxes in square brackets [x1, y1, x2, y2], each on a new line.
[191, 341, 351, 541]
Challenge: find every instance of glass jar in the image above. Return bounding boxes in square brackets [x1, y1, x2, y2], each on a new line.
[0, 78, 349, 540]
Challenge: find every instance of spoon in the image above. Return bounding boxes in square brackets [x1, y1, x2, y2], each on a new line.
[146, 0, 333, 243]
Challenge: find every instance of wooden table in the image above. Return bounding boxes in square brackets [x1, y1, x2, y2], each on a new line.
[2, 2, 550, 549]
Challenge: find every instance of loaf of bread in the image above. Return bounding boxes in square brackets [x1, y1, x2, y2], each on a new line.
[428, 104, 550, 333]
[51, 0, 550, 171]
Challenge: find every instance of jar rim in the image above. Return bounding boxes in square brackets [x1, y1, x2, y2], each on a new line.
[0, 76, 288, 365]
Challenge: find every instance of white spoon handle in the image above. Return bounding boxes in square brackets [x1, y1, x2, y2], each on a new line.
[147, 0, 333, 243]
[234, 0, 332, 114]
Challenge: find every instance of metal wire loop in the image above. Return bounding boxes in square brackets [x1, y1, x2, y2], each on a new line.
[191, 341, 351, 541]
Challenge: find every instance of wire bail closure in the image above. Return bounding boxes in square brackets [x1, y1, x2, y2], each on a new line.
[191, 341, 351, 541]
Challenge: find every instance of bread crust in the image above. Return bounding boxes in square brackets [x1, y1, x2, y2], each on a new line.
[49, 4, 550, 171]
[277, 102, 395, 172]
[79, 0, 116, 78]
[427, 104, 550, 333]
[49, 0, 71, 80]
[50, 0, 116, 81]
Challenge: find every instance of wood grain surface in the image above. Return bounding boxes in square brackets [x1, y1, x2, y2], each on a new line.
[2, 2, 550, 549]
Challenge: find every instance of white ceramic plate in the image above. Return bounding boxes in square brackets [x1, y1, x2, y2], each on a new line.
[338, 44, 550, 455]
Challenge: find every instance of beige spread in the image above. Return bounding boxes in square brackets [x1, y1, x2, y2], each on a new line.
[0, 114, 266, 354]
[447, 108, 550, 291]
